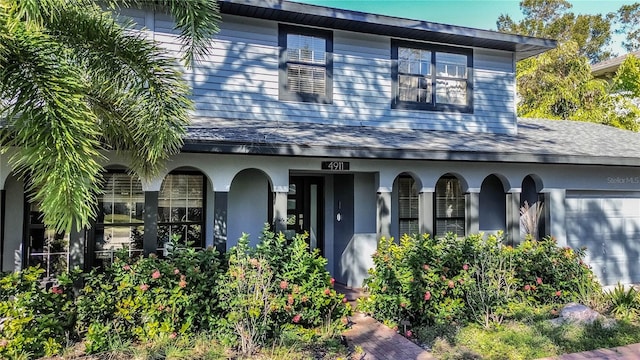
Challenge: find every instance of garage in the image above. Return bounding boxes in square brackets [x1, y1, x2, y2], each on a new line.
[565, 191, 640, 286]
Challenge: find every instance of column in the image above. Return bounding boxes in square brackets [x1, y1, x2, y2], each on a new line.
[0, 189, 4, 270]
[213, 191, 228, 253]
[377, 190, 391, 239]
[506, 190, 521, 245]
[69, 223, 85, 270]
[273, 190, 288, 233]
[543, 189, 567, 246]
[143, 191, 159, 256]
[418, 190, 434, 236]
[465, 191, 480, 235]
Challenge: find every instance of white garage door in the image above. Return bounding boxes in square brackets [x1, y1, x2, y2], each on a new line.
[565, 192, 640, 286]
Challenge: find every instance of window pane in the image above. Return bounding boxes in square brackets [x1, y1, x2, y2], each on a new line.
[287, 34, 326, 64]
[436, 79, 467, 105]
[436, 52, 467, 78]
[398, 48, 431, 76]
[400, 219, 419, 236]
[399, 75, 431, 103]
[435, 177, 465, 236]
[287, 64, 326, 95]
[100, 173, 143, 224]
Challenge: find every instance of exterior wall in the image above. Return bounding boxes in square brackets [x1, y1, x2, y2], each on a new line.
[3, 175, 23, 272]
[120, 10, 518, 134]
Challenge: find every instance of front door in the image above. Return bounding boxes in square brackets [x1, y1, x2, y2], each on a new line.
[287, 176, 324, 255]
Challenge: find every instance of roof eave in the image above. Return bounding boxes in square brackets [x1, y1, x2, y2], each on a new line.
[182, 140, 640, 167]
[218, 0, 556, 61]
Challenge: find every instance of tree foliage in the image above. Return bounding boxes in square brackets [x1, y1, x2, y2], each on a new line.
[498, 0, 640, 132]
[497, 0, 614, 62]
[0, 0, 220, 232]
[616, 3, 640, 52]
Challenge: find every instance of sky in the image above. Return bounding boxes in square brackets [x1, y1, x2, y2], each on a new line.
[292, 0, 632, 54]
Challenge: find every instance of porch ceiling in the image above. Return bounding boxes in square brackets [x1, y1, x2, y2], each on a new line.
[183, 117, 640, 167]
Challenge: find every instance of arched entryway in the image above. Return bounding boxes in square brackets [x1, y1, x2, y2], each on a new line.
[228, 168, 273, 248]
[521, 174, 544, 240]
[479, 174, 506, 234]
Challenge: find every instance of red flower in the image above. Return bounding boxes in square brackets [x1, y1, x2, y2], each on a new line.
[462, 264, 469, 271]
[330, 277, 335, 286]
[324, 288, 331, 295]
[424, 291, 431, 301]
[140, 284, 149, 291]
[123, 264, 131, 271]
[173, 268, 180, 275]
[152, 270, 161, 279]
[405, 330, 413, 338]
[280, 280, 289, 290]
[51, 286, 63, 295]
[524, 284, 531, 291]
[536, 277, 543, 285]
[342, 297, 348, 303]
[179, 280, 187, 288]
[555, 290, 562, 297]
[292, 314, 301, 323]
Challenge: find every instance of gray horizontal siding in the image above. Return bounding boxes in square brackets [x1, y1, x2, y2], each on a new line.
[138, 10, 518, 134]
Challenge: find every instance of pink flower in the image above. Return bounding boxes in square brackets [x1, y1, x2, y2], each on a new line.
[424, 291, 431, 301]
[536, 277, 543, 285]
[288, 294, 294, 305]
[51, 286, 63, 295]
[179, 280, 187, 288]
[0, 339, 7, 347]
[448, 280, 455, 288]
[152, 270, 161, 279]
[462, 264, 469, 271]
[173, 268, 180, 275]
[123, 264, 131, 271]
[405, 330, 413, 338]
[342, 297, 348, 303]
[400, 302, 406, 308]
[524, 284, 531, 291]
[324, 288, 331, 295]
[423, 264, 430, 271]
[555, 290, 562, 297]
[140, 284, 149, 291]
[292, 314, 301, 323]
[169, 332, 177, 339]
[330, 277, 336, 286]
[280, 280, 289, 290]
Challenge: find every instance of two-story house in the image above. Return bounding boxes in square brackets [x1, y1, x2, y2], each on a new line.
[1, 0, 639, 287]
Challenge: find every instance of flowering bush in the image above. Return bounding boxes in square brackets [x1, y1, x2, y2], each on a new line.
[360, 233, 599, 329]
[217, 228, 351, 355]
[76, 242, 224, 352]
[0, 266, 77, 358]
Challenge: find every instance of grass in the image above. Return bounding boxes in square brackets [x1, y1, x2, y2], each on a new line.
[39, 332, 356, 360]
[428, 318, 640, 360]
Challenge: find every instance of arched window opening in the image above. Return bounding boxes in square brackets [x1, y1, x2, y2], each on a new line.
[435, 176, 465, 237]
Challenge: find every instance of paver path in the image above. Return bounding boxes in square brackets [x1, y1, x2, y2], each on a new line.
[342, 312, 435, 360]
[537, 343, 640, 359]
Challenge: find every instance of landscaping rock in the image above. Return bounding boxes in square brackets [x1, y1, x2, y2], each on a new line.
[550, 302, 616, 328]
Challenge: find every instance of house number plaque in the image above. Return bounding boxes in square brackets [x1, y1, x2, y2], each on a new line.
[321, 161, 349, 171]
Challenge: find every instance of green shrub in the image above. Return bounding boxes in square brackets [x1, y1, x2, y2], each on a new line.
[605, 283, 640, 319]
[76, 239, 224, 352]
[217, 229, 351, 355]
[361, 233, 599, 329]
[0, 266, 77, 358]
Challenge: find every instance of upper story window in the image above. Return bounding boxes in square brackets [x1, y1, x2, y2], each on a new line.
[279, 25, 333, 103]
[392, 40, 473, 113]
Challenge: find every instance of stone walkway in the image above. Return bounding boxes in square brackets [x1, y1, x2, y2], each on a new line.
[343, 312, 435, 360]
[537, 343, 640, 359]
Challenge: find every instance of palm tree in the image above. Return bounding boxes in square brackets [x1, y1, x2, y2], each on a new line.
[0, 0, 220, 232]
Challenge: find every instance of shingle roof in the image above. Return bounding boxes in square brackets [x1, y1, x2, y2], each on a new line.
[183, 118, 640, 167]
[592, 50, 640, 77]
